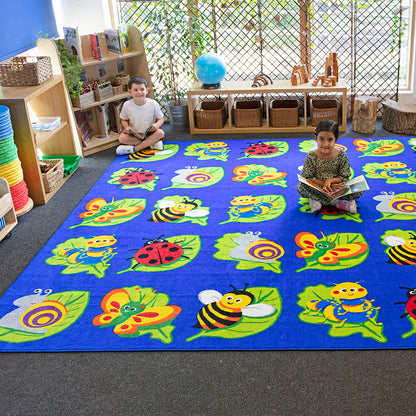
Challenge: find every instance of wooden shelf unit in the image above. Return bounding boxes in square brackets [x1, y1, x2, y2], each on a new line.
[0, 177, 17, 241]
[187, 79, 348, 134]
[37, 26, 154, 157]
[0, 75, 79, 205]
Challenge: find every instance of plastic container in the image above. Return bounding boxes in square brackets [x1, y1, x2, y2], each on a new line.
[31, 117, 61, 132]
[41, 155, 82, 176]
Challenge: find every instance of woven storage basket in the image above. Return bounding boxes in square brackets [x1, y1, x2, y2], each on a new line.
[112, 85, 124, 95]
[233, 100, 263, 127]
[113, 74, 130, 91]
[270, 99, 299, 127]
[40, 159, 64, 193]
[194, 101, 227, 129]
[310, 99, 339, 126]
[0, 56, 52, 87]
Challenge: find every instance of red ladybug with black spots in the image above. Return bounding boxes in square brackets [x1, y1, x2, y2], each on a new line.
[132, 235, 191, 268]
[395, 286, 416, 320]
[119, 168, 156, 186]
[245, 142, 279, 157]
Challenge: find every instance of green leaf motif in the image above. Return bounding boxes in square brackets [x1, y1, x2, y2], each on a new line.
[297, 284, 387, 343]
[362, 162, 416, 185]
[401, 316, 416, 339]
[374, 192, 416, 222]
[296, 232, 369, 272]
[184, 142, 230, 161]
[219, 195, 286, 225]
[0, 291, 90, 343]
[213, 232, 283, 274]
[355, 139, 404, 158]
[238, 141, 289, 160]
[162, 166, 225, 190]
[45, 236, 117, 279]
[121, 144, 179, 163]
[108, 168, 159, 191]
[186, 287, 282, 342]
[118, 235, 201, 273]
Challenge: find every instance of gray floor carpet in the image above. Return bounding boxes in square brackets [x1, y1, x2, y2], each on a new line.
[0, 122, 413, 416]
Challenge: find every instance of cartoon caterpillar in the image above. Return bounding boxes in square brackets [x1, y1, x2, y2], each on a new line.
[0, 289, 67, 333]
[229, 195, 274, 219]
[193, 284, 275, 330]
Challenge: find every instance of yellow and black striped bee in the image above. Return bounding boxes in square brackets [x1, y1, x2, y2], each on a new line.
[149, 198, 209, 223]
[193, 284, 275, 330]
[384, 232, 416, 265]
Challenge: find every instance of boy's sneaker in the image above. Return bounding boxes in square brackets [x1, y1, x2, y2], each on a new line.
[309, 199, 322, 212]
[335, 199, 357, 213]
[116, 145, 135, 155]
[150, 140, 164, 151]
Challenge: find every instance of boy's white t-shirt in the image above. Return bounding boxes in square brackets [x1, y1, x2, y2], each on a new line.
[120, 98, 163, 133]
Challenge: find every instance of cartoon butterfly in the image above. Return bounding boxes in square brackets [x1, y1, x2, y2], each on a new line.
[79, 197, 144, 224]
[232, 165, 286, 185]
[92, 287, 182, 335]
[295, 231, 368, 265]
[353, 139, 404, 155]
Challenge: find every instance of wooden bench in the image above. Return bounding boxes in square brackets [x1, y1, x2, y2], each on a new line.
[382, 100, 416, 135]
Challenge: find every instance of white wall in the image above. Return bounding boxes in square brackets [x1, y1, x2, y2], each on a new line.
[51, 0, 114, 37]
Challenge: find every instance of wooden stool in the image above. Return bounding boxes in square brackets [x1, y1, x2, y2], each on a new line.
[382, 100, 416, 135]
[352, 96, 378, 134]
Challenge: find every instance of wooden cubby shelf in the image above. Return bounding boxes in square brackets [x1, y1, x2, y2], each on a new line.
[37, 26, 154, 157]
[0, 177, 17, 241]
[187, 79, 348, 134]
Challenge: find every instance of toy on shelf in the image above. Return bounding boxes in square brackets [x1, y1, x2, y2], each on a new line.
[291, 64, 309, 86]
[312, 52, 339, 87]
[252, 73, 273, 87]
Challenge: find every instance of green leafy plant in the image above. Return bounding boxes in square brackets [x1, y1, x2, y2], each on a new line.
[54, 39, 83, 99]
[138, 0, 211, 106]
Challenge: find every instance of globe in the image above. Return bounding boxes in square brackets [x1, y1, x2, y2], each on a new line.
[195, 53, 227, 89]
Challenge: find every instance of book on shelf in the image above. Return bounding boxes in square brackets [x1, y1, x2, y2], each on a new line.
[90, 34, 102, 61]
[113, 99, 127, 133]
[96, 103, 111, 137]
[118, 24, 130, 55]
[104, 28, 121, 55]
[63, 27, 84, 64]
[297, 174, 369, 201]
[75, 111, 94, 147]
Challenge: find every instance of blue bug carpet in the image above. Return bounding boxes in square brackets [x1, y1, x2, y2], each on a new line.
[1, 136, 416, 351]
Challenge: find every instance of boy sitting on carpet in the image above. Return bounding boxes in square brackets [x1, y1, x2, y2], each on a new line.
[116, 75, 165, 155]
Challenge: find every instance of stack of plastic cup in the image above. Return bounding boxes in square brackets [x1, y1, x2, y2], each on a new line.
[0, 105, 32, 214]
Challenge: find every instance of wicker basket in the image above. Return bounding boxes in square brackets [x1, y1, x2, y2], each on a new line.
[270, 99, 299, 127]
[39, 159, 64, 193]
[113, 74, 130, 91]
[194, 101, 227, 129]
[233, 100, 263, 127]
[0, 56, 52, 87]
[112, 85, 124, 95]
[310, 99, 339, 126]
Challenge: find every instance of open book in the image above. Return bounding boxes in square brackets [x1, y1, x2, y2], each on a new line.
[298, 174, 369, 201]
[128, 125, 153, 140]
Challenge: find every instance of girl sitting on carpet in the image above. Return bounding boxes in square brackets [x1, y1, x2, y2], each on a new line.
[297, 120, 363, 213]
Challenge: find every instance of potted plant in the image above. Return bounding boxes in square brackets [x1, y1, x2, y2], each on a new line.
[139, 1, 211, 129]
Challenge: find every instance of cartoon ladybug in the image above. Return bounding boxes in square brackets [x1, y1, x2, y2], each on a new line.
[132, 235, 191, 267]
[119, 168, 156, 186]
[395, 286, 416, 320]
[245, 142, 279, 156]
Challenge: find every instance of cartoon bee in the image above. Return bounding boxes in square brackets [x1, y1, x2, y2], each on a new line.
[384, 232, 416, 265]
[149, 198, 209, 223]
[59, 235, 117, 265]
[295, 231, 368, 265]
[232, 165, 287, 185]
[193, 284, 275, 330]
[229, 195, 274, 219]
[306, 282, 381, 327]
[394, 286, 416, 320]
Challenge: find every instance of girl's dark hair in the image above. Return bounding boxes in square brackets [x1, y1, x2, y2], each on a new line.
[314, 120, 339, 140]
[128, 75, 148, 89]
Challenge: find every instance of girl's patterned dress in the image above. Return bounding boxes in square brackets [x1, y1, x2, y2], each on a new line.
[297, 150, 363, 205]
